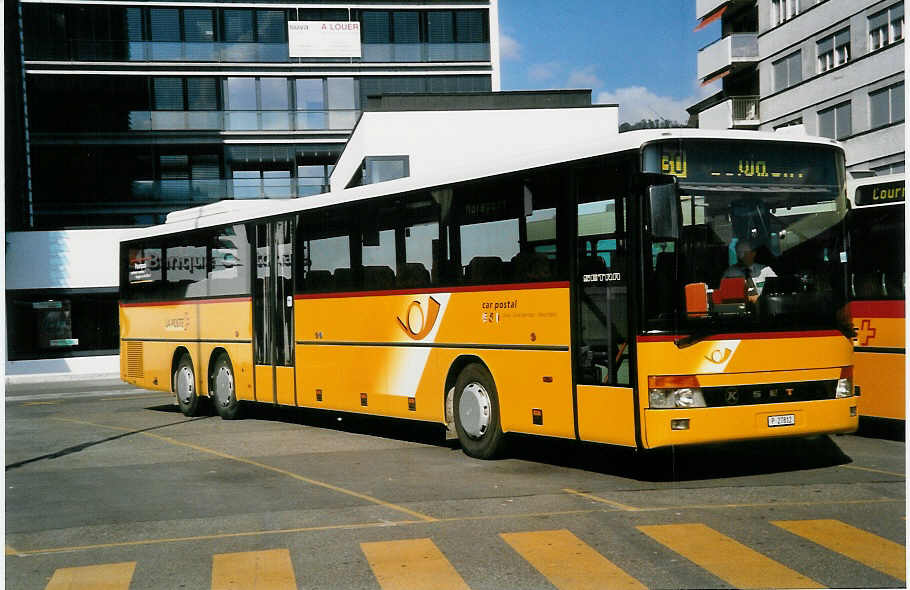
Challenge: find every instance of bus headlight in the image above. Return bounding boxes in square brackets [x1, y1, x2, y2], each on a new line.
[835, 367, 854, 398]
[649, 387, 707, 409]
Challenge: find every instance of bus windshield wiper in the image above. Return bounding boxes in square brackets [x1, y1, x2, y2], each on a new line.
[674, 326, 723, 349]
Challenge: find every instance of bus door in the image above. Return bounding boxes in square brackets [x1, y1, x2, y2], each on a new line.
[573, 186, 635, 446]
[253, 220, 296, 406]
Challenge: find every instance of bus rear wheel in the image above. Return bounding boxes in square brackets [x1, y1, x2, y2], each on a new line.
[453, 363, 505, 459]
[212, 354, 240, 420]
[174, 354, 200, 417]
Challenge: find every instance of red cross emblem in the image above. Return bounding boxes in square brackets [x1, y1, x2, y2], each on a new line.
[855, 319, 876, 346]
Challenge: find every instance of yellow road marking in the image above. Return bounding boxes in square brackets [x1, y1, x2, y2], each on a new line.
[638, 523, 823, 589]
[53, 417, 436, 522]
[6, 544, 22, 556]
[361, 538, 470, 590]
[44, 562, 135, 590]
[840, 464, 905, 478]
[563, 488, 642, 511]
[773, 519, 906, 581]
[212, 549, 296, 590]
[501, 529, 646, 590]
[23, 401, 58, 406]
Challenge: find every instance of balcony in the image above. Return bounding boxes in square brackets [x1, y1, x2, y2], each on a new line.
[696, 0, 728, 20]
[697, 96, 760, 129]
[26, 40, 491, 64]
[127, 110, 360, 132]
[697, 33, 758, 82]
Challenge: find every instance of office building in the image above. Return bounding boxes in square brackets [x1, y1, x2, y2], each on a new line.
[5, 0, 499, 378]
[689, 0, 904, 176]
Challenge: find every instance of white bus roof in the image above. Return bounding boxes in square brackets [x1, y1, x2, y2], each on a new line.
[127, 107, 842, 242]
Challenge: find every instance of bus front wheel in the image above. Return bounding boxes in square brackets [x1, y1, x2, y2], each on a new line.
[212, 354, 240, 420]
[453, 363, 505, 459]
[174, 354, 200, 417]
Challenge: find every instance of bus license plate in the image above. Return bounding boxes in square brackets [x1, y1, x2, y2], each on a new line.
[768, 414, 795, 427]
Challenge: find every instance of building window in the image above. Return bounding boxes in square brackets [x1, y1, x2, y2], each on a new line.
[347, 156, 410, 188]
[817, 28, 850, 72]
[772, 50, 802, 91]
[869, 3, 904, 50]
[771, 0, 799, 27]
[773, 117, 803, 130]
[818, 102, 852, 139]
[870, 82, 905, 128]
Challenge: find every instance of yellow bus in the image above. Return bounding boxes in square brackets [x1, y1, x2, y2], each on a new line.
[847, 173, 905, 425]
[120, 120, 857, 458]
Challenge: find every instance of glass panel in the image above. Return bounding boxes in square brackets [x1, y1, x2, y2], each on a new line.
[295, 79, 324, 109]
[149, 8, 179, 41]
[870, 87, 890, 128]
[226, 111, 258, 130]
[233, 170, 261, 199]
[818, 107, 835, 138]
[456, 10, 485, 43]
[263, 170, 291, 198]
[428, 11, 454, 43]
[187, 78, 218, 110]
[393, 11, 420, 43]
[274, 219, 294, 366]
[127, 7, 144, 41]
[257, 10, 286, 42]
[836, 102, 851, 138]
[892, 83, 904, 122]
[362, 11, 390, 43]
[153, 78, 184, 110]
[260, 77, 289, 109]
[209, 225, 250, 297]
[224, 10, 254, 42]
[254, 224, 271, 364]
[226, 77, 257, 110]
[788, 51, 802, 84]
[184, 9, 214, 42]
[327, 77, 357, 109]
[166, 243, 208, 298]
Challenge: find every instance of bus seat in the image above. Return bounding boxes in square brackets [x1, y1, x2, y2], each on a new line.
[511, 251, 552, 281]
[334, 268, 354, 290]
[397, 262, 431, 288]
[305, 270, 334, 292]
[465, 256, 504, 284]
[363, 266, 396, 290]
[713, 277, 746, 303]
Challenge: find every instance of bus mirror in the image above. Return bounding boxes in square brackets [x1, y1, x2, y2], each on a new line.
[649, 183, 680, 240]
[685, 283, 709, 316]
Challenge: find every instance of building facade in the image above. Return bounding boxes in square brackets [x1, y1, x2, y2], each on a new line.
[690, 0, 904, 176]
[5, 0, 499, 377]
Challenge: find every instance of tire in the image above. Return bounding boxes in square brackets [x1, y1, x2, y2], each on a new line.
[174, 354, 200, 417]
[212, 354, 241, 420]
[453, 363, 505, 459]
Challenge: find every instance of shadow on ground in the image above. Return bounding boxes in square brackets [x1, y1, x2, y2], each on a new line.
[148, 400, 855, 482]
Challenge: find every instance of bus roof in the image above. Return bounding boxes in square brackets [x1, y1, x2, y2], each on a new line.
[847, 172, 905, 208]
[127, 107, 842, 242]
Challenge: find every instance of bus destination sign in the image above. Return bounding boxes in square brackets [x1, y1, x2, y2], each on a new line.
[855, 181, 905, 206]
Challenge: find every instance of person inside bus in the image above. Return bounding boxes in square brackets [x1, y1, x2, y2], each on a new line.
[722, 239, 777, 300]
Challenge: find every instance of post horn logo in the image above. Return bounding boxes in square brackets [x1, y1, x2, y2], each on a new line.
[704, 348, 733, 364]
[397, 297, 441, 340]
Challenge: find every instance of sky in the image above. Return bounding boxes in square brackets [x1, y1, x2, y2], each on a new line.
[498, 1, 721, 125]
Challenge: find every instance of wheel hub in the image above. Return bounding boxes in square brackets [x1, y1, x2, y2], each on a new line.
[216, 366, 234, 407]
[459, 382, 491, 438]
[176, 367, 194, 404]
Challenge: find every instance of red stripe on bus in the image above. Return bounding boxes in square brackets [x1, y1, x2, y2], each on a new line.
[294, 281, 571, 300]
[120, 297, 252, 308]
[637, 330, 843, 343]
[849, 300, 905, 318]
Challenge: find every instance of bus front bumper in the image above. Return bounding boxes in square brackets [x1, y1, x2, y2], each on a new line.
[642, 398, 858, 449]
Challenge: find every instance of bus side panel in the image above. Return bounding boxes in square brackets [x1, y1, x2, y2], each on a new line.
[121, 303, 201, 394]
[854, 351, 905, 420]
[198, 299, 254, 401]
[851, 301, 905, 421]
[576, 386, 637, 446]
[636, 334, 856, 448]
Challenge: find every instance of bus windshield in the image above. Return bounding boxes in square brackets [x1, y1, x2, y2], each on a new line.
[642, 139, 849, 338]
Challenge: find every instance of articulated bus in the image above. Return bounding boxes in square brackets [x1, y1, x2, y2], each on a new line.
[120, 119, 857, 458]
[847, 173, 905, 425]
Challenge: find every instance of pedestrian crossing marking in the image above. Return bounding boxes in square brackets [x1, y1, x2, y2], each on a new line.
[772, 519, 906, 581]
[361, 538, 470, 590]
[44, 561, 135, 590]
[501, 529, 647, 590]
[637, 523, 823, 589]
[211, 548, 296, 590]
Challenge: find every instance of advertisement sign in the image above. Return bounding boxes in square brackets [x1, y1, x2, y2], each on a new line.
[288, 21, 362, 58]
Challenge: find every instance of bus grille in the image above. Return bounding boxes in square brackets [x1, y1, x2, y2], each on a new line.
[701, 380, 838, 407]
[125, 342, 144, 378]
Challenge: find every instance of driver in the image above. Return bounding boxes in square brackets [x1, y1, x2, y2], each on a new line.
[723, 240, 777, 299]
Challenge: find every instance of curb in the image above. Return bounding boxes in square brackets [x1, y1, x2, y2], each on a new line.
[5, 372, 122, 386]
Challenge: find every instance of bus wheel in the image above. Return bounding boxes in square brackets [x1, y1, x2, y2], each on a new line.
[174, 354, 200, 417]
[453, 363, 505, 459]
[212, 354, 241, 420]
